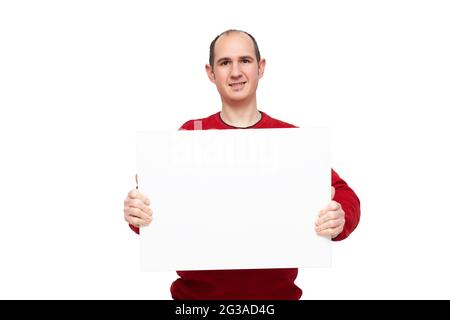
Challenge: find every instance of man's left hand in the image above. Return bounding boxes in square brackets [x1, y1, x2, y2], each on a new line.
[315, 186, 345, 239]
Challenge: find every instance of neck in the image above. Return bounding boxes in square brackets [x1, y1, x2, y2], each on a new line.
[220, 102, 261, 127]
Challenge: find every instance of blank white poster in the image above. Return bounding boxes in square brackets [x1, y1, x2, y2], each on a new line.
[137, 128, 331, 271]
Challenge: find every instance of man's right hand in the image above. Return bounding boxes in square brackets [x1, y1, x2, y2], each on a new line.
[124, 175, 152, 228]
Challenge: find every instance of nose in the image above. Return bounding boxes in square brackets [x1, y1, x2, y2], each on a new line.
[230, 62, 242, 79]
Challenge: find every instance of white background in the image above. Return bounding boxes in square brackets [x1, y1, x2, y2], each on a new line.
[0, 0, 449, 299]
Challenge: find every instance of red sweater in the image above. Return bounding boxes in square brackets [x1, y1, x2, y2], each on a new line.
[130, 111, 360, 299]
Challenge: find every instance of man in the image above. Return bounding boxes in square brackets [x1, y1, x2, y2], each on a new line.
[124, 29, 360, 299]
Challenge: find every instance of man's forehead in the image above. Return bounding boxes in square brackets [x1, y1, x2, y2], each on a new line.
[214, 31, 256, 59]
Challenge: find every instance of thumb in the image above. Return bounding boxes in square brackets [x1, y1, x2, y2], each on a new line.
[331, 186, 335, 200]
[135, 174, 139, 190]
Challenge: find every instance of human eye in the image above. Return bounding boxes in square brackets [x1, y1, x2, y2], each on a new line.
[241, 58, 251, 63]
[220, 60, 230, 66]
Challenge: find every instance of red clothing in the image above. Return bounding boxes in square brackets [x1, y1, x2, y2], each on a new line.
[130, 111, 360, 299]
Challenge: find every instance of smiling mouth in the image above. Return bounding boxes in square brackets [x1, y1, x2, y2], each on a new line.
[229, 81, 247, 90]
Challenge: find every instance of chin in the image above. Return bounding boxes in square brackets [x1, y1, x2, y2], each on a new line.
[228, 95, 248, 102]
[227, 89, 249, 98]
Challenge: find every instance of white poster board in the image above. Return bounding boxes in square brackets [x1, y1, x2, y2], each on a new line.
[137, 128, 331, 271]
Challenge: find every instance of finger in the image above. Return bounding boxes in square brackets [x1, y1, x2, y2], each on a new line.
[126, 215, 152, 227]
[331, 186, 335, 200]
[125, 207, 151, 221]
[319, 223, 344, 238]
[315, 218, 343, 232]
[316, 209, 344, 225]
[125, 198, 151, 213]
[127, 189, 150, 204]
[318, 201, 341, 217]
[315, 220, 344, 236]
[316, 228, 336, 238]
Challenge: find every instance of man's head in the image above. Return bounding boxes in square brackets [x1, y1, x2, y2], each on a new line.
[206, 29, 266, 107]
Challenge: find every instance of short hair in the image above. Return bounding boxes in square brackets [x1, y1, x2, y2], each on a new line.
[209, 29, 261, 69]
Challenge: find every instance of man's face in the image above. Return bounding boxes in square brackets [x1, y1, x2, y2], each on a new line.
[206, 32, 265, 105]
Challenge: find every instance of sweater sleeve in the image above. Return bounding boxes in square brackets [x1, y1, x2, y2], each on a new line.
[129, 224, 140, 234]
[179, 120, 194, 130]
[331, 169, 361, 241]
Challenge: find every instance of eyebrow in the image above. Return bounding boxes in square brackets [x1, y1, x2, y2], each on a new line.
[216, 56, 255, 64]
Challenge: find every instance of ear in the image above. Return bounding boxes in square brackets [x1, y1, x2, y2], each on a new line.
[205, 64, 216, 83]
[258, 58, 266, 79]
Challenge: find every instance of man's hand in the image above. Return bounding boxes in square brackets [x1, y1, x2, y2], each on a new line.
[124, 174, 153, 228]
[315, 186, 345, 239]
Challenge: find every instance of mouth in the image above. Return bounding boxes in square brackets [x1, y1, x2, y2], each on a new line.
[228, 81, 247, 91]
